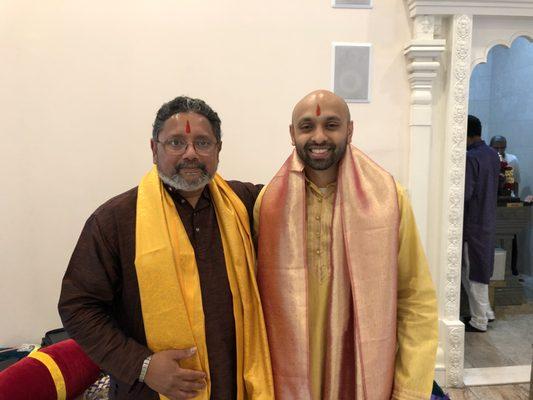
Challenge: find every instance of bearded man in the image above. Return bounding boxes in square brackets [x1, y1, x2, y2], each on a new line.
[59, 96, 273, 400]
[254, 90, 438, 400]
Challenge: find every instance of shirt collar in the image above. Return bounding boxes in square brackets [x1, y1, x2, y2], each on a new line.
[305, 176, 336, 198]
[164, 183, 212, 209]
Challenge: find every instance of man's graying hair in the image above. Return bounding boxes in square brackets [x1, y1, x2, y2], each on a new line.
[152, 96, 222, 141]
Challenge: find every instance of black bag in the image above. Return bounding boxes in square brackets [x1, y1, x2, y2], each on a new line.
[40, 328, 69, 347]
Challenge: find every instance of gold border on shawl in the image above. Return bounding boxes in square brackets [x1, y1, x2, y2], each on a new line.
[257, 153, 312, 399]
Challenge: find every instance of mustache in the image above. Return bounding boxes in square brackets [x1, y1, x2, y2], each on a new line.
[175, 162, 208, 174]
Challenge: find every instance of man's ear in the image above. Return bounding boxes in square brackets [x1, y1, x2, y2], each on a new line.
[289, 124, 295, 146]
[150, 139, 158, 164]
[347, 121, 354, 143]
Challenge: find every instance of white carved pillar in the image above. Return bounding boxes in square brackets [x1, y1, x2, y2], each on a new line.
[439, 14, 473, 388]
[404, 16, 445, 251]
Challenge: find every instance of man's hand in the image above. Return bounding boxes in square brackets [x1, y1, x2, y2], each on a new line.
[144, 347, 207, 400]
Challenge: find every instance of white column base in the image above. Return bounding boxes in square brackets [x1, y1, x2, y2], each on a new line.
[440, 318, 465, 387]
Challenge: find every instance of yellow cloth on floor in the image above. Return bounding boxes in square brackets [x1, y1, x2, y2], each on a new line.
[136, 166, 273, 400]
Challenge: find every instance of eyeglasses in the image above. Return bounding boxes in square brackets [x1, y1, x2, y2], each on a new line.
[155, 137, 218, 156]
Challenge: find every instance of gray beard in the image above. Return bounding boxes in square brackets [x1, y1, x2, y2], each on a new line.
[158, 170, 213, 192]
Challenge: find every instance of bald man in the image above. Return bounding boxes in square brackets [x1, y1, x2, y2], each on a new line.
[254, 90, 438, 400]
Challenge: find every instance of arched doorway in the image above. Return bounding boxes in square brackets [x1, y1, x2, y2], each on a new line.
[462, 35, 533, 384]
[404, 2, 533, 387]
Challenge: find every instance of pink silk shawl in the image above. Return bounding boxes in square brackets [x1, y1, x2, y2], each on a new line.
[257, 145, 400, 400]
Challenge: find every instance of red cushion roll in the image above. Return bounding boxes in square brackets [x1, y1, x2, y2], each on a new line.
[0, 357, 57, 400]
[0, 339, 100, 400]
[40, 339, 100, 399]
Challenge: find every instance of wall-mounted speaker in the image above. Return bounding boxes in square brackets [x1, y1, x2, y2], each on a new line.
[332, 0, 372, 9]
[332, 43, 371, 103]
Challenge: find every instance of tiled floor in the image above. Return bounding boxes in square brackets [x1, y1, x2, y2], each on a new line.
[464, 308, 533, 368]
[460, 277, 533, 399]
[446, 383, 531, 399]
[464, 275, 533, 368]
[522, 275, 533, 303]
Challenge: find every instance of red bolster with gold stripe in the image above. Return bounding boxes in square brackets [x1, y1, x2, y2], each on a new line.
[0, 339, 100, 400]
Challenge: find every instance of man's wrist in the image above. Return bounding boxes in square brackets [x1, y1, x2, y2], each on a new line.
[139, 355, 153, 383]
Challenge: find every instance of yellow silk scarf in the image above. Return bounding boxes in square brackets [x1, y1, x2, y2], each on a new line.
[135, 166, 273, 400]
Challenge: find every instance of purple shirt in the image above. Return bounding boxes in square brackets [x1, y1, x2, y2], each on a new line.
[463, 140, 500, 284]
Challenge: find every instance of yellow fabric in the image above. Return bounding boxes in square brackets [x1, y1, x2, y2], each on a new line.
[28, 351, 67, 400]
[305, 179, 336, 400]
[254, 182, 438, 399]
[393, 183, 438, 398]
[136, 166, 273, 400]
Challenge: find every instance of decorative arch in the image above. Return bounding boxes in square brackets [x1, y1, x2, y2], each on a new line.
[472, 32, 533, 67]
[405, 0, 533, 388]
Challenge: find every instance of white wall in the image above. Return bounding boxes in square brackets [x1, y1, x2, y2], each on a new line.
[468, 61, 493, 139]
[488, 38, 533, 199]
[0, 0, 413, 345]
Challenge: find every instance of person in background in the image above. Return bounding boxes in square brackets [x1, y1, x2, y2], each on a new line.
[490, 135, 521, 195]
[462, 115, 500, 333]
[490, 134, 522, 278]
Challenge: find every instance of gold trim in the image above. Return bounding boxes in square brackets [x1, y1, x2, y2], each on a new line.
[29, 351, 66, 400]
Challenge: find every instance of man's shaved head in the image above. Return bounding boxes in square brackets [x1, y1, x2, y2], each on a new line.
[292, 90, 351, 125]
[289, 90, 353, 182]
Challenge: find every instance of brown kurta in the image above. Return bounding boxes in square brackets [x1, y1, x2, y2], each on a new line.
[58, 181, 262, 400]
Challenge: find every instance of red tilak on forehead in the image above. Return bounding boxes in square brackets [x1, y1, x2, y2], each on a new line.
[185, 120, 191, 134]
[315, 104, 321, 117]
